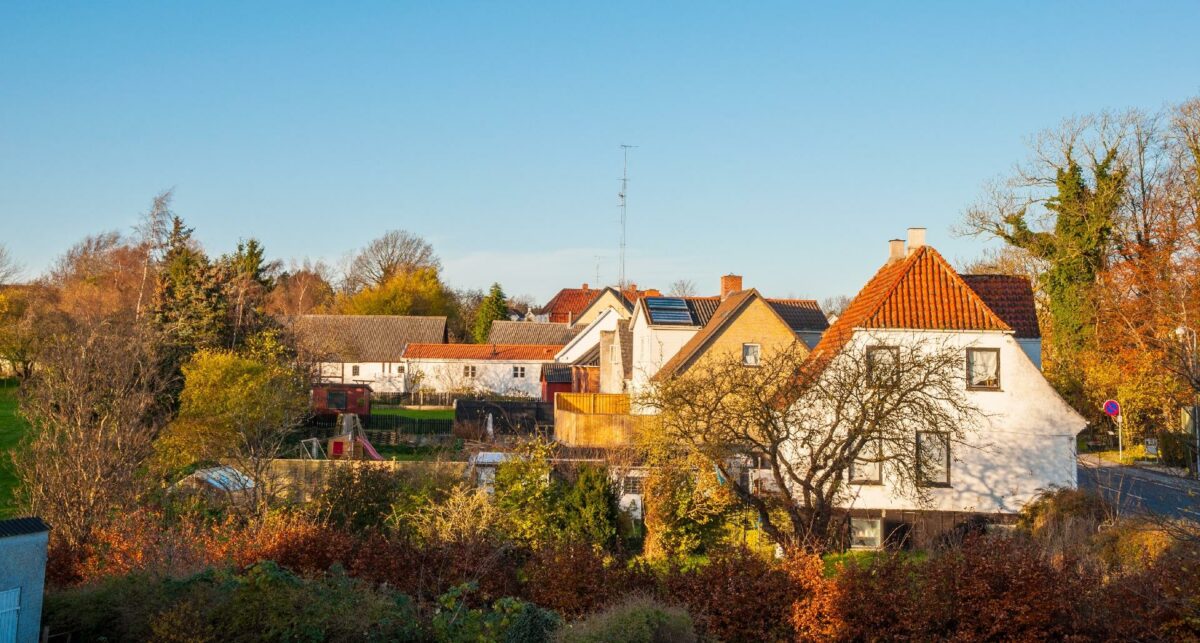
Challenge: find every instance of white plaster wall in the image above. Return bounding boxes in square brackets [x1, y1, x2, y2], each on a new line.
[628, 312, 697, 396]
[405, 359, 545, 397]
[556, 308, 620, 364]
[805, 329, 1085, 515]
[317, 362, 409, 392]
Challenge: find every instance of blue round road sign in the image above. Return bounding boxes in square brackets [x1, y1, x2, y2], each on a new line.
[1103, 400, 1121, 417]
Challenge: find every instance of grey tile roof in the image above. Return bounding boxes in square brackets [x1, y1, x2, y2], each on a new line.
[288, 315, 448, 362]
[487, 321, 580, 345]
[0, 516, 49, 537]
[617, 319, 633, 380]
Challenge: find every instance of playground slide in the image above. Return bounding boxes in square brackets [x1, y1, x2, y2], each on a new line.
[356, 435, 384, 461]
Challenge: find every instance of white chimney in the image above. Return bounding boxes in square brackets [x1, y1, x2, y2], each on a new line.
[888, 239, 905, 264]
[906, 228, 926, 256]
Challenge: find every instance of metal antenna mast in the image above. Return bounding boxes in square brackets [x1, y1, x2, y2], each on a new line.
[618, 144, 637, 289]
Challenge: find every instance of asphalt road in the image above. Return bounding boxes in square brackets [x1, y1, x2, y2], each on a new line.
[1078, 458, 1200, 521]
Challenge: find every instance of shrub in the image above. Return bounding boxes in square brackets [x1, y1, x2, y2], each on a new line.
[556, 596, 695, 643]
[662, 546, 798, 642]
[560, 464, 619, 550]
[309, 462, 410, 532]
[430, 583, 560, 643]
[522, 542, 624, 619]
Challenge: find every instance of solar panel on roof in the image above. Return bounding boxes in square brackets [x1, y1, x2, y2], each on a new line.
[645, 297, 695, 325]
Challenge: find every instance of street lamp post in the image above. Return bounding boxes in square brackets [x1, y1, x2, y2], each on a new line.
[1176, 326, 1199, 477]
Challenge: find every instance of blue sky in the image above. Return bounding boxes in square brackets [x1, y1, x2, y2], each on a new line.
[2, 2, 1198, 303]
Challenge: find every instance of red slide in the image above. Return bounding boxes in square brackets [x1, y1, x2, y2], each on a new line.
[356, 435, 384, 461]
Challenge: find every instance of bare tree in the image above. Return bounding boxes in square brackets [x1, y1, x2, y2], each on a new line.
[667, 279, 697, 297]
[639, 337, 982, 551]
[0, 243, 20, 285]
[344, 229, 440, 293]
[819, 295, 853, 318]
[13, 320, 174, 548]
[133, 190, 175, 319]
[267, 259, 335, 316]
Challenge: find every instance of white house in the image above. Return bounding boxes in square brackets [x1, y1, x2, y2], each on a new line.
[288, 315, 448, 393]
[402, 343, 563, 398]
[797, 229, 1085, 548]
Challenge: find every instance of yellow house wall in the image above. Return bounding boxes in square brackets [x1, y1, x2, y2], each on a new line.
[574, 291, 630, 327]
[678, 297, 805, 374]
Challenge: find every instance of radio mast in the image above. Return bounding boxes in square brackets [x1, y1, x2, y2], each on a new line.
[618, 144, 637, 289]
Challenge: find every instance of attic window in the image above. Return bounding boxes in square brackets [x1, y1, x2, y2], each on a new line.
[966, 348, 1000, 390]
[866, 346, 900, 388]
[742, 343, 761, 366]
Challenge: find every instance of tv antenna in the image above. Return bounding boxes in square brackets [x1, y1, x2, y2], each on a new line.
[618, 144, 637, 289]
[593, 255, 604, 286]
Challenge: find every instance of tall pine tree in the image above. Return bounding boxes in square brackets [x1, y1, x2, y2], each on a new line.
[472, 282, 509, 343]
[152, 217, 230, 355]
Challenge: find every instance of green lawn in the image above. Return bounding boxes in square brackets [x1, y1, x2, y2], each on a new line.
[372, 407, 454, 420]
[0, 379, 27, 517]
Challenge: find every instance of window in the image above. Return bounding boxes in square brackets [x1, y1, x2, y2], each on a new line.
[397, 364, 405, 374]
[866, 346, 900, 388]
[917, 431, 951, 486]
[742, 343, 762, 366]
[967, 348, 1000, 390]
[463, 365, 477, 378]
[622, 475, 644, 495]
[849, 442, 882, 484]
[351, 365, 360, 377]
[850, 518, 882, 549]
[512, 365, 526, 378]
[327, 390, 348, 410]
[610, 345, 621, 364]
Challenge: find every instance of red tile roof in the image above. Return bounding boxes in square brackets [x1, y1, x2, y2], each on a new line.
[403, 343, 563, 361]
[808, 246, 1013, 370]
[961, 274, 1041, 338]
[539, 285, 661, 323]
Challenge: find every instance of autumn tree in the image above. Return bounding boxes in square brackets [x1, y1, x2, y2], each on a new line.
[960, 114, 1128, 401]
[472, 283, 509, 343]
[267, 260, 334, 316]
[0, 283, 67, 379]
[13, 320, 174, 548]
[48, 232, 148, 322]
[153, 349, 308, 510]
[343, 229, 439, 293]
[639, 339, 981, 551]
[333, 266, 455, 317]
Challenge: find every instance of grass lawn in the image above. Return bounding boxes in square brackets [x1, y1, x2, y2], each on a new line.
[373, 443, 462, 461]
[0, 379, 27, 517]
[822, 549, 927, 577]
[372, 407, 454, 420]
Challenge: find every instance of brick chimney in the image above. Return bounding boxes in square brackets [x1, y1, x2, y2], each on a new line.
[721, 274, 743, 300]
[581, 283, 590, 291]
[888, 239, 905, 264]
[906, 227, 926, 256]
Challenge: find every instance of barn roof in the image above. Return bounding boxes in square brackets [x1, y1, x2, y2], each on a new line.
[487, 321, 580, 345]
[289, 315, 448, 362]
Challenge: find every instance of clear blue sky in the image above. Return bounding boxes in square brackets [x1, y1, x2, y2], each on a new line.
[2, 2, 1198, 303]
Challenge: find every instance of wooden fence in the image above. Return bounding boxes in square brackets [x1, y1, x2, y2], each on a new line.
[554, 393, 631, 415]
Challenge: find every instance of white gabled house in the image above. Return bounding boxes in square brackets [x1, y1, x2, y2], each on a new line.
[288, 315, 448, 393]
[401, 343, 563, 398]
[799, 229, 1085, 548]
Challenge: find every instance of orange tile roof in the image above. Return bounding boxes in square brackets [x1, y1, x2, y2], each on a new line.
[807, 245, 1012, 372]
[403, 343, 563, 361]
[540, 285, 661, 323]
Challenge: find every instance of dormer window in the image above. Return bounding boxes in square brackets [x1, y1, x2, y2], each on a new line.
[966, 348, 1000, 390]
[742, 343, 761, 366]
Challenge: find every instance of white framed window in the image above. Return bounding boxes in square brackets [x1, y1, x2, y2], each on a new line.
[610, 345, 621, 364]
[622, 475, 644, 495]
[966, 348, 1001, 390]
[850, 518, 882, 549]
[512, 365, 526, 378]
[917, 431, 951, 486]
[351, 364, 360, 377]
[849, 442, 882, 484]
[866, 346, 900, 388]
[742, 343, 761, 366]
[463, 365, 477, 378]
